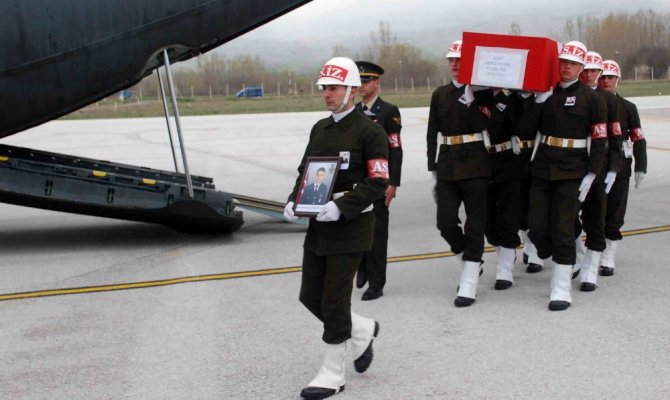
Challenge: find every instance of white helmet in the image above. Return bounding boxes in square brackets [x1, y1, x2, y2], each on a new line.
[584, 51, 604, 70]
[316, 57, 361, 87]
[445, 40, 462, 59]
[602, 60, 621, 78]
[559, 40, 588, 65]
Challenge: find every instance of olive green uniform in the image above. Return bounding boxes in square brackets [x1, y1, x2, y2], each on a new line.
[288, 110, 389, 344]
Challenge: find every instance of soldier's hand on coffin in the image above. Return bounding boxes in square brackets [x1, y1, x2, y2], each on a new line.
[578, 173, 596, 202]
[464, 84, 475, 106]
[634, 171, 645, 189]
[316, 201, 341, 222]
[604, 171, 617, 193]
[534, 87, 553, 104]
[283, 202, 300, 222]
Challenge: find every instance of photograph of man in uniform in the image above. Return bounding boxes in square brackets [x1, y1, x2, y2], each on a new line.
[300, 167, 330, 205]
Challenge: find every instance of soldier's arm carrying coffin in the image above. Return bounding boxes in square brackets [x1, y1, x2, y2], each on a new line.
[458, 31, 560, 92]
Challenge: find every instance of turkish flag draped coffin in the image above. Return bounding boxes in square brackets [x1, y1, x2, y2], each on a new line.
[459, 32, 560, 92]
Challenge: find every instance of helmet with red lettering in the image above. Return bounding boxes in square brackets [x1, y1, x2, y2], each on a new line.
[584, 51, 603, 70]
[602, 60, 621, 78]
[559, 40, 588, 65]
[445, 40, 462, 59]
[316, 57, 361, 87]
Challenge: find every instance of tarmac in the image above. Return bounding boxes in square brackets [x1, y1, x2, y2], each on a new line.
[1, 96, 669, 400]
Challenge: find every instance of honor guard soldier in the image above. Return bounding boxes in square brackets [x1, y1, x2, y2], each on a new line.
[527, 41, 608, 311]
[516, 91, 545, 273]
[354, 60, 403, 301]
[597, 60, 647, 276]
[574, 51, 623, 291]
[481, 88, 523, 289]
[426, 40, 491, 307]
[283, 57, 389, 400]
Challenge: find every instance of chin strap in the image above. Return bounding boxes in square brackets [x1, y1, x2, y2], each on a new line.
[334, 86, 352, 113]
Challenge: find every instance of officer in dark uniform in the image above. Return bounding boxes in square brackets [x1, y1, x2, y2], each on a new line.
[283, 57, 389, 400]
[353, 60, 403, 301]
[597, 59, 648, 276]
[526, 41, 608, 311]
[426, 40, 491, 307]
[574, 50, 623, 292]
[300, 167, 330, 205]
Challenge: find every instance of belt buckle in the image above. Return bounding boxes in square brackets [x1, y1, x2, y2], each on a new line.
[548, 136, 562, 147]
[451, 135, 463, 145]
[566, 139, 575, 148]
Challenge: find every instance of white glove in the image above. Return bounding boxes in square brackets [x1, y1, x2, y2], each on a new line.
[316, 201, 341, 222]
[283, 202, 300, 222]
[534, 87, 553, 104]
[578, 173, 596, 202]
[464, 84, 475, 106]
[604, 171, 617, 193]
[519, 91, 533, 99]
[634, 171, 645, 189]
[511, 136, 521, 155]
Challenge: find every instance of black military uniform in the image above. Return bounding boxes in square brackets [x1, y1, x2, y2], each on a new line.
[600, 94, 647, 275]
[576, 88, 623, 254]
[527, 79, 607, 310]
[354, 61, 403, 301]
[427, 81, 491, 306]
[481, 89, 523, 289]
[515, 92, 544, 272]
[529, 80, 608, 263]
[288, 109, 389, 344]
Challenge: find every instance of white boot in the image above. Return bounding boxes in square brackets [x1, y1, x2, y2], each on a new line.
[350, 312, 379, 373]
[494, 247, 516, 290]
[301, 342, 346, 398]
[549, 261, 573, 311]
[579, 249, 602, 291]
[455, 260, 481, 307]
[520, 230, 543, 272]
[573, 237, 587, 278]
[599, 239, 618, 276]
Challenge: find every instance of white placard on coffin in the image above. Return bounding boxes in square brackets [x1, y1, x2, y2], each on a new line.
[471, 46, 529, 90]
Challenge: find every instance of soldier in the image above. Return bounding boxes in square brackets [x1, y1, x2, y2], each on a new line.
[354, 60, 403, 301]
[516, 91, 545, 273]
[426, 40, 491, 307]
[573, 51, 623, 291]
[283, 57, 389, 400]
[597, 60, 647, 276]
[527, 41, 608, 311]
[482, 88, 523, 290]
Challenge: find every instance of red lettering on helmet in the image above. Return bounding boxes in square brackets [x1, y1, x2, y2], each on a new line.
[319, 65, 349, 82]
[591, 123, 607, 139]
[561, 45, 586, 61]
[630, 128, 645, 141]
[367, 159, 389, 179]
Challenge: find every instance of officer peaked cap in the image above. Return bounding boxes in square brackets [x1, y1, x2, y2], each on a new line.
[355, 61, 385, 81]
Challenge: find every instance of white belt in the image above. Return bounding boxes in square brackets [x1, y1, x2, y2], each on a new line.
[443, 133, 483, 145]
[489, 140, 513, 154]
[540, 135, 587, 148]
[333, 191, 373, 213]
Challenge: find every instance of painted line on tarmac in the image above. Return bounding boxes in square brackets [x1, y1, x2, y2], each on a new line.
[1, 224, 669, 302]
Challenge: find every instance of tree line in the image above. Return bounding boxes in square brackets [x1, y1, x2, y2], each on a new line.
[134, 9, 670, 98]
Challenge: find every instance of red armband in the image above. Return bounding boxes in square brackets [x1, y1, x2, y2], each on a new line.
[630, 128, 645, 142]
[388, 133, 402, 149]
[367, 159, 389, 179]
[608, 122, 622, 136]
[591, 123, 607, 139]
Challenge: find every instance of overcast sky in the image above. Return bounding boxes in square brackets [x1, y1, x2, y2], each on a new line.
[212, 0, 670, 71]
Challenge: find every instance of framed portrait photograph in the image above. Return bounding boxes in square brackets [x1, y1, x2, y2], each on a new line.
[294, 156, 340, 217]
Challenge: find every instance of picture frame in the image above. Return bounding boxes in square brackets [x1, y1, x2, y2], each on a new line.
[294, 156, 341, 217]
